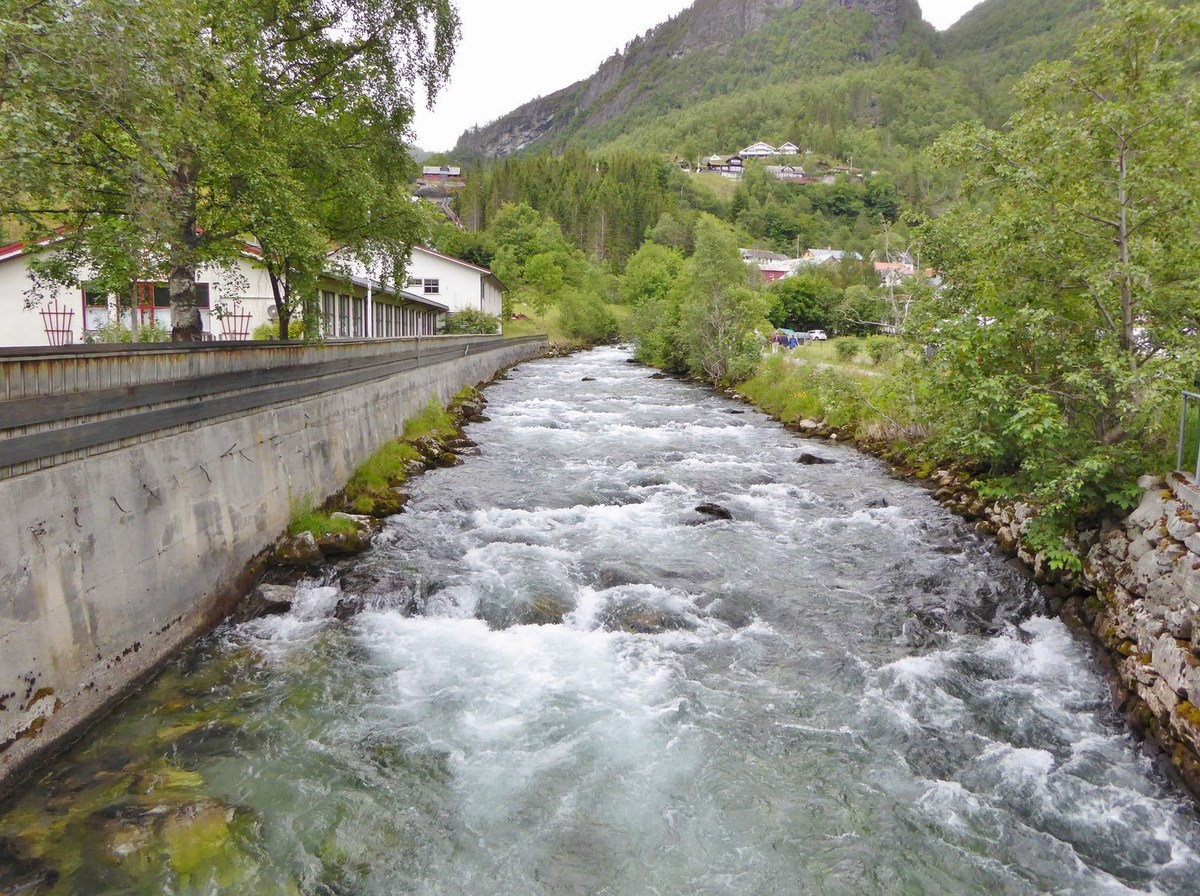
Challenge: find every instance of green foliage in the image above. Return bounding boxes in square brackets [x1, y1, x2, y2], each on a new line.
[864, 335, 897, 365]
[835, 338, 860, 362]
[632, 214, 770, 385]
[619, 242, 685, 306]
[402, 398, 457, 442]
[252, 320, 305, 340]
[912, 0, 1200, 542]
[82, 318, 171, 344]
[767, 271, 839, 331]
[558, 288, 619, 344]
[288, 500, 360, 538]
[441, 309, 501, 334]
[345, 441, 421, 512]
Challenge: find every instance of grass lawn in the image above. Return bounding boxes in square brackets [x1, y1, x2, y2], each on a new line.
[502, 300, 632, 345]
[779, 336, 897, 374]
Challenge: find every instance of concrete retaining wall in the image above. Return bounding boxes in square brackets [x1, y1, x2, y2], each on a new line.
[0, 336, 546, 794]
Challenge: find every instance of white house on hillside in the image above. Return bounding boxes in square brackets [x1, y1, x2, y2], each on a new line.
[405, 245, 507, 322]
[740, 142, 777, 157]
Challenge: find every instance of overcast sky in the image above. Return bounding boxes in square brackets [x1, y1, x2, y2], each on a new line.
[411, 1, 983, 152]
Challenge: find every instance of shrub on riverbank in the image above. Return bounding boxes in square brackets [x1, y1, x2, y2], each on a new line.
[738, 354, 925, 445]
[345, 441, 422, 514]
[288, 501, 360, 538]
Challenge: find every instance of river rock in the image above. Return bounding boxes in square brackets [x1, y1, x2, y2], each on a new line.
[1128, 535, 1153, 562]
[411, 436, 447, 462]
[514, 595, 572, 626]
[1152, 635, 1200, 699]
[334, 595, 367, 621]
[434, 451, 463, 468]
[1128, 489, 1169, 530]
[1100, 528, 1131, 562]
[796, 453, 834, 465]
[581, 376, 596, 382]
[1174, 703, 1200, 754]
[315, 528, 370, 557]
[231, 584, 295, 623]
[272, 532, 323, 566]
[1166, 506, 1199, 542]
[0, 836, 58, 892]
[1147, 675, 1181, 723]
[695, 503, 733, 520]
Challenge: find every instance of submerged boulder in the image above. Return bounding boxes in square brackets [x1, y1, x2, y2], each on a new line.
[797, 453, 835, 465]
[231, 584, 295, 623]
[695, 503, 733, 521]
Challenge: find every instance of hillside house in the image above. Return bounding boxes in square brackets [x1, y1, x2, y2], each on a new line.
[757, 260, 800, 283]
[778, 142, 800, 155]
[800, 248, 863, 266]
[704, 155, 744, 177]
[740, 142, 777, 157]
[765, 165, 814, 184]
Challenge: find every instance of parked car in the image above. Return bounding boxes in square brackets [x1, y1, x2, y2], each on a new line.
[808, 330, 827, 341]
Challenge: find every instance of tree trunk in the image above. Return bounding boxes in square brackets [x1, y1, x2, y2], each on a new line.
[267, 266, 293, 341]
[169, 151, 203, 342]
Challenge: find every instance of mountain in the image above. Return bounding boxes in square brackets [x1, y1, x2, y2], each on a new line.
[451, 0, 1092, 161]
[453, 0, 933, 158]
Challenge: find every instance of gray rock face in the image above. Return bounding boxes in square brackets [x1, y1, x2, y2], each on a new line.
[454, 0, 925, 157]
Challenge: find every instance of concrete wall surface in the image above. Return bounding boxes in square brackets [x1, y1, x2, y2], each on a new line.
[0, 336, 546, 794]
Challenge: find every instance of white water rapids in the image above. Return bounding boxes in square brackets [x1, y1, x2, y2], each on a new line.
[3, 345, 1199, 895]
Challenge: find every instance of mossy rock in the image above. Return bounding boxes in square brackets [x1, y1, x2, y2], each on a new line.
[314, 529, 370, 557]
[272, 532, 324, 566]
[348, 489, 408, 517]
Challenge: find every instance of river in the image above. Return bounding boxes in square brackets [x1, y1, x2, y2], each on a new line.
[2, 346, 1199, 895]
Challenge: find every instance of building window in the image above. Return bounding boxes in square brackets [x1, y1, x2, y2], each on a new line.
[82, 283, 107, 308]
[133, 282, 209, 308]
[422, 278, 439, 295]
[321, 290, 336, 336]
[338, 293, 350, 337]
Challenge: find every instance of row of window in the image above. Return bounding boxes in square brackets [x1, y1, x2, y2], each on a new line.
[321, 290, 438, 339]
[84, 282, 211, 308]
[80, 283, 436, 338]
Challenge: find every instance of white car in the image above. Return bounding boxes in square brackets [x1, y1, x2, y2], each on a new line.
[808, 330, 827, 341]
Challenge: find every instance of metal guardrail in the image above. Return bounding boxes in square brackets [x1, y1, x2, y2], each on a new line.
[1178, 390, 1200, 481]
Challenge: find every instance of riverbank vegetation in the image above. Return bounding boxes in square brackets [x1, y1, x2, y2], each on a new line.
[467, 0, 1198, 565]
[431, 2, 1199, 561]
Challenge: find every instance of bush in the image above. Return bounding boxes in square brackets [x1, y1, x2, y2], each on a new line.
[288, 497, 359, 538]
[441, 308, 501, 334]
[252, 320, 305, 340]
[83, 318, 170, 343]
[835, 338, 860, 362]
[558, 289, 618, 345]
[864, 335, 897, 365]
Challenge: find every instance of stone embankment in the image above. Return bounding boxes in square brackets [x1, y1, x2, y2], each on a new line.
[779, 415, 1200, 800]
